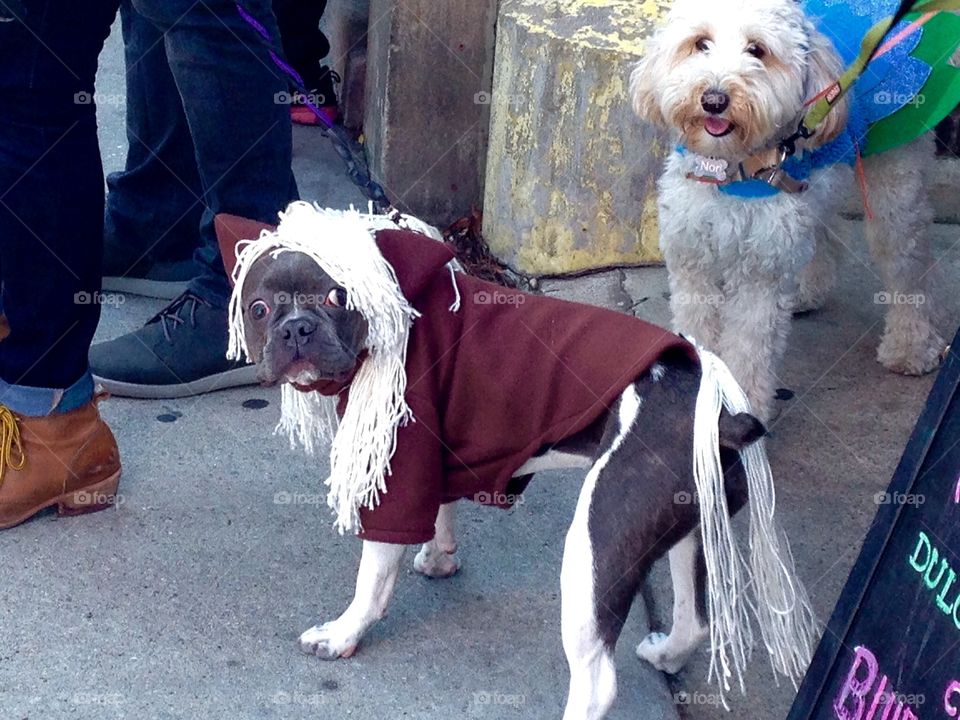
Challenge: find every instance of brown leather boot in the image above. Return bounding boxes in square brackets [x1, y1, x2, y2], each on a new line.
[0, 395, 121, 529]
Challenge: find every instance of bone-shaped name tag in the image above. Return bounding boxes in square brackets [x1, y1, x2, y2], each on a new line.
[693, 156, 729, 182]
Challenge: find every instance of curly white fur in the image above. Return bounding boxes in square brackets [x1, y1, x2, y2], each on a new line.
[632, 0, 946, 420]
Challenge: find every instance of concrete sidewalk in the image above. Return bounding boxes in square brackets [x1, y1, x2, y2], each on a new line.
[2, 22, 959, 720]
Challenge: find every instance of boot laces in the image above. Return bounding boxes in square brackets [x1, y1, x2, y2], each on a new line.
[0, 406, 25, 489]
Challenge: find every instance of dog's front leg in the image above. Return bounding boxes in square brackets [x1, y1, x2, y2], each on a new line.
[719, 280, 794, 421]
[299, 540, 406, 659]
[636, 530, 708, 673]
[661, 239, 724, 351]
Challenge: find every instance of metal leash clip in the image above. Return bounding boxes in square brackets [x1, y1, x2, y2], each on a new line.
[753, 145, 809, 193]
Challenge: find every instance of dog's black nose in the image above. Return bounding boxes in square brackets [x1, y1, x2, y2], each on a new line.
[700, 89, 730, 115]
[282, 316, 317, 345]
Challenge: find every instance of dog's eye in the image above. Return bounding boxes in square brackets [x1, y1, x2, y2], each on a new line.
[746, 43, 766, 59]
[695, 37, 710, 52]
[249, 300, 270, 320]
[325, 288, 348, 308]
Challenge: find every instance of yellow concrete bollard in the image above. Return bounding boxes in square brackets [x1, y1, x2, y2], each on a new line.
[483, 0, 672, 275]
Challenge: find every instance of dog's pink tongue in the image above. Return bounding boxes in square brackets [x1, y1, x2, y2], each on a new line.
[704, 116, 732, 136]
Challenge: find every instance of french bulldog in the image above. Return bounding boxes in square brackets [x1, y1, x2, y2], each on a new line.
[217, 207, 813, 720]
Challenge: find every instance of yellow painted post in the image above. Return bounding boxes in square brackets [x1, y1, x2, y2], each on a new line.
[483, 0, 671, 275]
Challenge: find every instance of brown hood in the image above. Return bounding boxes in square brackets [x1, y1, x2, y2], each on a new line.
[214, 213, 277, 281]
[213, 215, 456, 302]
[370, 229, 456, 305]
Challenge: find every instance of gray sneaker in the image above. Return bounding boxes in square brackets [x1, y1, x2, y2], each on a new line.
[102, 257, 201, 301]
[90, 291, 256, 398]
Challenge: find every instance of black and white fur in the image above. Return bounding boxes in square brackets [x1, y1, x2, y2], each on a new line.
[298, 350, 761, 720]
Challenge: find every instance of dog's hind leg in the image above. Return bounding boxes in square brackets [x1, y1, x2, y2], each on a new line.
[561, 461, 619, 720]
[635, 530, 708, 673]
[561, 388, 649, 720]
[299, 540, 406, 659]
[864, 137, 945, 375]
[414, 502, 461, 578]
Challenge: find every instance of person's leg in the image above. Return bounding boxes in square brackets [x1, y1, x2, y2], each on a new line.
[102, 0, 205, 300]
[0, 0, 122, 529]
[161, 0, 298, 311]
[274, 0, 330, 90]
[274, 0, 338, 125]
[90, 0, 298, 398]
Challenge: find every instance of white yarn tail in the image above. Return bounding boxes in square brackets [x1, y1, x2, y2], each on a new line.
[692, 346, 818, 709]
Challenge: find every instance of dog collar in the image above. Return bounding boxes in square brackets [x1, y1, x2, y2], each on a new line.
[681, 146, 809, 196]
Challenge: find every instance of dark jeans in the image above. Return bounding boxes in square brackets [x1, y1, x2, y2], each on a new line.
[274, 0, 329, 90]
[105, 0, 298, 309]
[0, 0, 120, 403]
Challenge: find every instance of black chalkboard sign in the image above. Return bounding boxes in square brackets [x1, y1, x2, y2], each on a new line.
[787, 328, 960, 720]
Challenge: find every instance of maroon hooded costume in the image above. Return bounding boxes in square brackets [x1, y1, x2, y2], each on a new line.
[311, 229, 693, 544]
[216, 215, 694, 545]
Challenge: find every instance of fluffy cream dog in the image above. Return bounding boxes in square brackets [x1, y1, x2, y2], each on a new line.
[631, 0, 946, 420]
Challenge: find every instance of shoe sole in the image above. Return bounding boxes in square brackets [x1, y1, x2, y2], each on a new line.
[102, 276, 191, 301]
[93, 364, 259, 399]
[0, 469, 121, 530]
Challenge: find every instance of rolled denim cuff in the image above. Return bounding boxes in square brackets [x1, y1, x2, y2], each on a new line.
[0, 371, 94, 416]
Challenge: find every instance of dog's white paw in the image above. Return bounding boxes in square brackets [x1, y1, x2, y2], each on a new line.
[413, 543, 460, 578]
[299, 622, 360, 660]
[636, 632, 689, 675]
[877, 318, 945, 376]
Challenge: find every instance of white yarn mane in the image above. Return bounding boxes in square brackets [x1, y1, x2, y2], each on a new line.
[226, 201, 424, 534]
[692, 345, 818, 708]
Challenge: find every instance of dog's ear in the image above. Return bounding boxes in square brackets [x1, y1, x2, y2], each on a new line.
[802, 26, 849, 148]
[630, 35, 668, 127]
